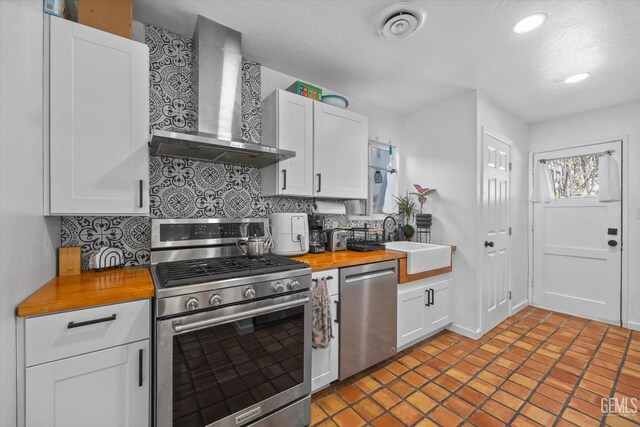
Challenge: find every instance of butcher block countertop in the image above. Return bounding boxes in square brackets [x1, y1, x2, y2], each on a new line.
[291, 250, 406, 271]
[17, 267, 154, 317]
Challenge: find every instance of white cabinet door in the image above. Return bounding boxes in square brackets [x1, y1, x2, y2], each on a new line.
[262, 90, 313, 197]
[311, 270, 339, 392]
[313, 102, 367, 199]
[426, 279, 452, 331]
[26, 340, 150, 427]
[397, 285, 428, 348]
[48, 16, 149, 215]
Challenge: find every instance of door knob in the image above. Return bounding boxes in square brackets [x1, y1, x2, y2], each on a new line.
[484, 241, 494, 248]
[608, 240, 618, 247]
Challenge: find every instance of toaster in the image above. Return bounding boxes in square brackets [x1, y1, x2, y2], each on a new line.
[326, 229, 350, 251]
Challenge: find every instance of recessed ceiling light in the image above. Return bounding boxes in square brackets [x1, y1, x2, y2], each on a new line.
[564, 73, 591, 83]
[513, 13, 547, 33]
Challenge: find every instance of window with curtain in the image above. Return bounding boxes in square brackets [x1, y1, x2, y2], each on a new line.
[548, 154, 599, 198]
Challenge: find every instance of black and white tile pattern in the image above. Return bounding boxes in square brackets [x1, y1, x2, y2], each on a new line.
[61, 217, 151, 271]
[61, 24, 373, 269]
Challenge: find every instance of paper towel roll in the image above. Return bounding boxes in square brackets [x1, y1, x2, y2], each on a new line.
[314, 201, 347, 214]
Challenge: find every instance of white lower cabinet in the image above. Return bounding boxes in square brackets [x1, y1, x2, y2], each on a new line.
[26, 340, 149, 427]
[23, 300, 150, 427]
[397, 274, 452, 350]
[311, 269, 339, 392]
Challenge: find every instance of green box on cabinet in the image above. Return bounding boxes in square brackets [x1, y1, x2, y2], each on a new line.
[286, 81, 323, 101]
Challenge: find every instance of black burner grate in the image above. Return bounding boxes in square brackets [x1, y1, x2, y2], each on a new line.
[154, 254, 308, 288]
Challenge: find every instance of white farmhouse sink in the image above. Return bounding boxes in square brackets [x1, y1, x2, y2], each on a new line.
[385, 242, 452, 275]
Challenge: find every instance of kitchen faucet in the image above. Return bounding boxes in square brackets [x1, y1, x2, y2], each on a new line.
[382, 216, 396, 242]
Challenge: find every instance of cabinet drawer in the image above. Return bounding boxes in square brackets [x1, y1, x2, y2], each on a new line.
[25, 300, 150, 367]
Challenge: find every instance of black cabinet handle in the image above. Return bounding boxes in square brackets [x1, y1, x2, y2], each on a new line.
[67, 314, 116, 329]
[484, 241, 494, 248]
[139, 180, 144, 208]
[282, 169, 287, 191]
[430, 289, 435, 305]
[608, 240, 618, 247]
[317, 173, 322, 193]
[425, 289, 431, 306]
[334, 300, 340, 324]
[312, 276, 334, 282]
[138, 348, 143, 387]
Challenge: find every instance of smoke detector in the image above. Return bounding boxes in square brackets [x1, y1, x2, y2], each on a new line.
[376, 2, 426, 40]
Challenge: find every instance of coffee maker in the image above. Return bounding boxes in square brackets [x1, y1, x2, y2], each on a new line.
[308, 213, 327, 253]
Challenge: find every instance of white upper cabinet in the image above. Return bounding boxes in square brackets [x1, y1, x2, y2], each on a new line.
[313, 102, 368, 199]
[261, 90, 368, 200]
[47, 16, 149, 215]
[261, 90, 314, 197]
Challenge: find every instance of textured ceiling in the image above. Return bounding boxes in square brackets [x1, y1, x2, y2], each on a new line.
[132, 0, 640, 123]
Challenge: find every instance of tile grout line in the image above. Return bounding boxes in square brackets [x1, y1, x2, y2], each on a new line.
[416, 307, 554, 425]
[550, 323, 614, 427]
[598, 328, 634, 427]
[460, 310, 583, 426]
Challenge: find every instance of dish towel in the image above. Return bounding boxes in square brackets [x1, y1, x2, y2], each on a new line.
[381, 171, 396, 214]
[312, 277, 333, 349]
[531, 162, 556, 203]
[599, 154, 620, 202]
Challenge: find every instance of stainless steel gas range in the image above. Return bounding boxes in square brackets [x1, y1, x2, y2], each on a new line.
[150, 218, 312, 427]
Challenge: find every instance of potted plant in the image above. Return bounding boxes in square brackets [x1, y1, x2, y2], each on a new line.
[394, 194, 418, 240]
[410, 184, 437, 213]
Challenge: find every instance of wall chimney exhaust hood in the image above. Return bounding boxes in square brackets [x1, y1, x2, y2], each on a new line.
[149, 16, 295, 167]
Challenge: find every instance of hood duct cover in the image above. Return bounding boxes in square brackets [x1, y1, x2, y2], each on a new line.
[149, 16, 295, 167]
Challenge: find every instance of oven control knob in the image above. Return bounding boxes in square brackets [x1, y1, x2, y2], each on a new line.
[288, 280, 300, 290]
[243, 287, 256, 299]
[209, 294, 223, 306]
[185, 297, 199, 311]
[272, 282, 285, 293]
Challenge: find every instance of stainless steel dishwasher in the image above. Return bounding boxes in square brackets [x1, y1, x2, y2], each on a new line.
[339, 260, 398, 380]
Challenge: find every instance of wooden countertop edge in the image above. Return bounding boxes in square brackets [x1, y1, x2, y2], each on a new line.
[17, 267, 155, 318]
[17, 290, 154, 317]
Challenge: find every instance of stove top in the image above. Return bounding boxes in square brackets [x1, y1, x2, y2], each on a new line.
[154, 254, 308, 288]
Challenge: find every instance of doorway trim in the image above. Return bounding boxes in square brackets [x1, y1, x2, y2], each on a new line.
[527, 135, 629, 328]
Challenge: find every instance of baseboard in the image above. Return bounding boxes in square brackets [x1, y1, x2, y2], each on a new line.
[397, 326, 448, 351]
[447, 323, 483, 340]
[626, 320, 640, 331]
[511, 299, 529, 315]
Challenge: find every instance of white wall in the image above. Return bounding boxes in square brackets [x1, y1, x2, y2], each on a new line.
[477, 94, 530, 314]
[402, 91, 480, 335]
[529, 100, 640, 330]
[0, 2, 59, 426]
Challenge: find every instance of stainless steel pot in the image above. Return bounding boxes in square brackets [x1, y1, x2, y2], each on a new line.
[237, 236, 268, 258]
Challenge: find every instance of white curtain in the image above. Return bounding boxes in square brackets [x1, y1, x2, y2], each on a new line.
[531, 162, 556, 203]
[381, 172, 396, 214]
[599, 154, 620, 202]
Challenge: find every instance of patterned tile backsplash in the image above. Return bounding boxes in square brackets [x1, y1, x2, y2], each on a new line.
[62, 217, 150, 271]
[61, 24, 377, 269]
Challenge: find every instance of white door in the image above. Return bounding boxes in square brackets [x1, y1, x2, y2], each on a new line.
[313, 102, 368, 199]
[533, 140, 622, 324]
[482, 131, 511, 333]
[311, 271, 339, 392]
[276, 90, 313, 196]
[49, 16, 149, 215]
[397, 285, 429, 348]
[426, 279, 452, 331]
[26, 340, 150, 427]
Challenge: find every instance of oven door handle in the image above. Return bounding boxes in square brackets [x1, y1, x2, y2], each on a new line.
[172, 297, 310, 334]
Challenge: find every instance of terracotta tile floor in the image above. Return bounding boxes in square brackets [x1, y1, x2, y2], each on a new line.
[311, 306, 640, 426]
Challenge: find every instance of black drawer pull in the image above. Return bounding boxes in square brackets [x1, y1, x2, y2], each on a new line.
[282, 169, 287, 191]
[317, 173, 322, 193]
[67, 314, 116, 329]
[312, 276, 334, 282]
[139, 180, 144, 208]
[138, 348, 144, 387]
[334, 300, 340, 324]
